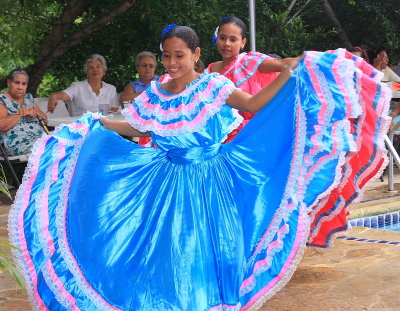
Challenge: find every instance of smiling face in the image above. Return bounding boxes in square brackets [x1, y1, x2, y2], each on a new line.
[161, 37, 200, 83]
[217, 23, 247, 62]
[86, 59, 105, 82]
[7, 73, 28, 100]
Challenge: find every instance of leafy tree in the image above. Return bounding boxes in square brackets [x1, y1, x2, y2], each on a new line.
[1, 0, 399, 97]
[0, 0, 137, 94]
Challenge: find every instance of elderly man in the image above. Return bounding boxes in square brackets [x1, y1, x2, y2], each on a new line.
[120, 51, 160, 102]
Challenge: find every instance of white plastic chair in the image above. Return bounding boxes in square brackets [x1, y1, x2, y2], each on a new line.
[0, 142, 28, 187]
[34, 97, 71, 117]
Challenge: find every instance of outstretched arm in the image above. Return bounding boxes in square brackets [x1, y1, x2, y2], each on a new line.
[226, 54, 303, 113]
[120, 84, 142, 103]
[258, 56, 301, 73]
[48, 91, 71, 113]
[100, 118, 150, 137]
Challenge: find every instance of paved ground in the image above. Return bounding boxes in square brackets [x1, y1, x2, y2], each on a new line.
[0, 173, 399, 311]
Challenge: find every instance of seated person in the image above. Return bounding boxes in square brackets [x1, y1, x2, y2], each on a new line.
[0, 68, 47, 156]
[120, 51, 160, 103]
[390, 102, 400, 123]
[47, 54, 120, 116]
[368, 47, 400, 83]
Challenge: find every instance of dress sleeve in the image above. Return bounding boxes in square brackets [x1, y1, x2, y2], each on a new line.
[121, 74, 238, 136]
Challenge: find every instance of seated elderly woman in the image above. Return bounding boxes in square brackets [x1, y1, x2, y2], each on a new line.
[120, 51, 160, 103]
[48, 54, 120, 117]
[0, 68, 47, 156]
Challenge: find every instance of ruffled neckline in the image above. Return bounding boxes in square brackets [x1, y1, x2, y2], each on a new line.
[156, 73, 209, 96]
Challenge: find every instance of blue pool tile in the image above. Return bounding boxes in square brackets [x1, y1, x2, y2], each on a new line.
[393, 213, 399, 224]
[385, 214, 392, 226]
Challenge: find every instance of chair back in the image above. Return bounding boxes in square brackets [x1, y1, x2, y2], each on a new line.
[34, 97, 71, 117]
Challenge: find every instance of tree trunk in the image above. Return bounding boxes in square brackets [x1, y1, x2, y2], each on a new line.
[0, 0, 137, 95]
[319, 0, 352, 49]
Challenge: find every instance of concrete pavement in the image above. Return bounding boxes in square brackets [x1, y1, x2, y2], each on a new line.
[0, 173, 399, 311]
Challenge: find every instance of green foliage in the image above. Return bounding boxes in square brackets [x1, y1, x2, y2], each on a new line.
[1, 0, 400, 94]
[0, 240, 26, 292]
[0, 165, 10, 199]
[0, 165, 25, 291]
[0, 0, 63, 76]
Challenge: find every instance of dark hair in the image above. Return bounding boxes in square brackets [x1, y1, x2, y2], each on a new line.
[194, 59, 205, 74]
[268, 53, 282, 60]
[218, 16, 247, 38]
[161, 25, 199, 53]
[367, 47, 386, 64]
[7, 68, 29, 83]
[349, 46, 368, 61]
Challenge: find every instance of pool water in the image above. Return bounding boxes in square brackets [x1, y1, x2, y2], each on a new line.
[383, 223, 400, 231]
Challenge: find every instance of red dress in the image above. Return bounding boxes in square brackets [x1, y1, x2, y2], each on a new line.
[207, 52, 279, 142]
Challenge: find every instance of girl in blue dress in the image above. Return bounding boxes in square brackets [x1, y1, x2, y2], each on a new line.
[9, 25, 389, 310]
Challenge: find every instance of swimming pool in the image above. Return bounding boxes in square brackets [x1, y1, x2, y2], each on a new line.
[349, 210, 400, 231]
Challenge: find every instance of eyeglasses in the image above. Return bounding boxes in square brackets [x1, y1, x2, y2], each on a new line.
[137, 64, 155, 69]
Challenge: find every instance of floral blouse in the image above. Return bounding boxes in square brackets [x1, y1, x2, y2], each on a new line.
[0, 93, 44, 156]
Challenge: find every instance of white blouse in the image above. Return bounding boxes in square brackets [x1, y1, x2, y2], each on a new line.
[63, 80, 120, 116]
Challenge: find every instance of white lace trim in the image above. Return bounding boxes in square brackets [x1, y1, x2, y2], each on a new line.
[8, 116, 119, 310]
[239, 224, 289, 296]
[237, 51, 390, 308]
[52, 127, 120, 311]
[122, 83, 238, 137]
[209, 303, 241, 311]
[239, 82, 306, 299]
[8, 132, 53, 311]
[306, 55, 392, 244]
[244, 208, 310, 311]
[133, 84, 234, 122]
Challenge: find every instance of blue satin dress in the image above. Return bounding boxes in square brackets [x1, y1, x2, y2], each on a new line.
[9, 50, 390, 310]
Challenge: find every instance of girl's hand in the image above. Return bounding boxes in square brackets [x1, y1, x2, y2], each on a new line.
[285, 53, 305, 71]
[100, 117, 110, 129]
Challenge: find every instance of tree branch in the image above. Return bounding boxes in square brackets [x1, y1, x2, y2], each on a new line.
[54, 0, 137, 56]
[287, 0, 298, 14]
[38, 0, 86, 58]
[319, 0, 352, 48]
[286, 0, 313, 24]
[24, 0, 137, 94]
